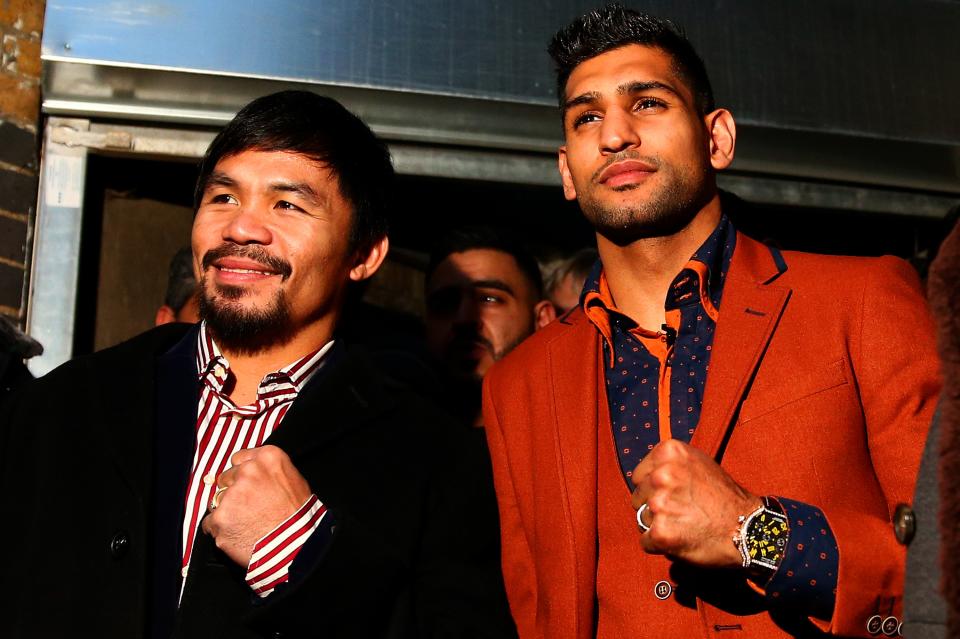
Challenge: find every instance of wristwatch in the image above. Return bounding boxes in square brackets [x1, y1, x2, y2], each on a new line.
[733, 497, 790, 576]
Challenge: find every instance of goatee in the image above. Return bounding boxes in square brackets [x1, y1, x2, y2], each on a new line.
[580, 152, 712, 246]
[198, 243, 296, 355]
[198, 284, 296, 355]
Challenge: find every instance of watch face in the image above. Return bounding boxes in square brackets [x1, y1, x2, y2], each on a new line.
[746, 509, 789, 569]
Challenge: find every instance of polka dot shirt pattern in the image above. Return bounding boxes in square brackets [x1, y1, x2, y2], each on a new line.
[581, 216, 839, 621]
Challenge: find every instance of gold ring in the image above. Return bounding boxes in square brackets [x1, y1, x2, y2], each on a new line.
[209, 486, 228, 511]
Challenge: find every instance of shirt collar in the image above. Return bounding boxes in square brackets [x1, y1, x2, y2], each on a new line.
[579, 215, 736, 356]
[195, 321, 335, 397]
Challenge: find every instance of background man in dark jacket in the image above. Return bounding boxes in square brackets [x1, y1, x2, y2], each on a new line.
[0, 90, 514, 639]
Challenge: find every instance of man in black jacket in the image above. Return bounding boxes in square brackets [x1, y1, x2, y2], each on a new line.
[0, 91, 515, 639]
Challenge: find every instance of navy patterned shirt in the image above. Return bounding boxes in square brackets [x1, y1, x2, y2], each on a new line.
[581, 216, 838, 620]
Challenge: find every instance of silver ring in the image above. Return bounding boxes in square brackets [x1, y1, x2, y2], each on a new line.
[636, 503, 652, 532]
[209, 486, 228, 511]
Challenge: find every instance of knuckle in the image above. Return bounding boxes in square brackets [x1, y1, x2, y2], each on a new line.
[261, 445, 285, 462]
[661, 439, 684, 457]
[648, 494, 668, 513]
[646, 526, 668, 547]
[650, 467, 672, 489]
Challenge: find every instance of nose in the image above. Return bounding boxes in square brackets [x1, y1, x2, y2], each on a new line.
[222, 201, 273, 245]
[598, 107, 640, 155]
[454, 294, 481, 326]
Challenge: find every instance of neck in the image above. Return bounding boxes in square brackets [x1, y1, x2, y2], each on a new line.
[597, 196, 722, 330]
[216, 317, 337, 406]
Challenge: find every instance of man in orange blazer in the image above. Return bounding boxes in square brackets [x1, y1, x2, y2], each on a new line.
[482, 5, 941, 638]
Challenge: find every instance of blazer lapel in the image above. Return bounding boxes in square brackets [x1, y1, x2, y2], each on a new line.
[691, 233, 791, 460]
[266, 343, 396, 460]
[547, 311, 600, 634]
[152, 324, 203, 639]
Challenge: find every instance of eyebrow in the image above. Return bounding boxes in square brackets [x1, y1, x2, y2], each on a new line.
[562, 80, 681, 115]
[470, 279, 516, 296]
[203, 171, 236, 191]
[427, 279, 517, 298]
[269, 181, 324, 208]
[202, 172, 324, 208]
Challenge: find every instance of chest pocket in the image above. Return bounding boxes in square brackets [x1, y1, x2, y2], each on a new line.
[739, 358, 849, 424]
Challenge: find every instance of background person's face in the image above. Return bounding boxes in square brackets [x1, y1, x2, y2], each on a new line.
[425, 249, 539, 382]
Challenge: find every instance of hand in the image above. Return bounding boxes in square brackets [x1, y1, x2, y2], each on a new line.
[201, 445, 312, 567]
[630, 439, 760, 568]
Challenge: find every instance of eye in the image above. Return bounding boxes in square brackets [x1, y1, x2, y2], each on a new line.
[209, 193, 238, 205]
[635, 97, 667, 111]
[275, 200, 303, 211]
[479, 293, 504, 305]
[571, 111, 602, 129]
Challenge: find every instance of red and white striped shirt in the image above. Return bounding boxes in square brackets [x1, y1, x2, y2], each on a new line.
[181, 322, 332, 598]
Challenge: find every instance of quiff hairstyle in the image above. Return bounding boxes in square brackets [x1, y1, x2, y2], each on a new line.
[548, 3, 715, 116]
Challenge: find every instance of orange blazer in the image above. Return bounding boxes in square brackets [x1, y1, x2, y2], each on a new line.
[483, 233, 941, 638]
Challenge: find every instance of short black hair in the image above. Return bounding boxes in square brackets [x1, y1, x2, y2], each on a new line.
[164, 247, 197, 311]
[194, 90, 393, 255]
[426, 226, 544, 298]
[549, 4, 714, 115]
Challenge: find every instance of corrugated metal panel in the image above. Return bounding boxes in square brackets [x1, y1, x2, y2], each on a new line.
[42, 0, 960, 145]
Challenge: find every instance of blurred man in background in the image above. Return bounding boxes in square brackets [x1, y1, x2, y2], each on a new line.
[155, 246, 201, 325]
[542, 246, 599, 315]
[425, 226, 554, 426]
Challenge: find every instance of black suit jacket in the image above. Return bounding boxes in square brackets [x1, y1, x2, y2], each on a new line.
[0, 324, 515, 638]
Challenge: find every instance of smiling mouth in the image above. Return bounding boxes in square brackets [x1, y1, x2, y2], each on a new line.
[202, 244, 293, 282]
[217, 265, 278, 276]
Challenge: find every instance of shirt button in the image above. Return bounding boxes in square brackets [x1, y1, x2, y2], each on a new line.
[214, 364, 226, 378]
[109, 531, 129, 559]
[653, 580, 672, 600]
[181, 566, 189, 578]
[203, 473, 215, 485]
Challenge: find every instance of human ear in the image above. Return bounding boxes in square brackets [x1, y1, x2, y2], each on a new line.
[534, 300, 557, 329]
[349, 235, 389, 282]
[558, 147, 578, 201]
[155, 305, 177, 326]
[705, 109, 736, 171]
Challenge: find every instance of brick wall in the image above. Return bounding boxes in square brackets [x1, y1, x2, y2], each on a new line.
[0, 0, 44, 323]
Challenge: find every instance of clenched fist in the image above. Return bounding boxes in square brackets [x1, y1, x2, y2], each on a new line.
[630, 439, 760, 568]
[202, 445, 313, 567]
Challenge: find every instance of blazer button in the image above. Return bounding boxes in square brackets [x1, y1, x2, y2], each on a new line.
[881, 616, 899, 636]
[109, 531, 129, 559]
[866, 615, 883, 635]
[893, 504, 916, 545]
[653, 580, 672, 600]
